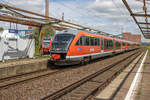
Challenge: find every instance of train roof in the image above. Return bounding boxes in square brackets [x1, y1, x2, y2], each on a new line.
[57, 29, 93, 35]
[57, 29, 139, 44]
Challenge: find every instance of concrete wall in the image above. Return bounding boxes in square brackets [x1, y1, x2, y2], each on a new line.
[0, 59, 48, 79]
[0, 37, 35, 62]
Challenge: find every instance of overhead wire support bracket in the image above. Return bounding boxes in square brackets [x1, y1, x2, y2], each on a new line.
[122, 0, 150, 39]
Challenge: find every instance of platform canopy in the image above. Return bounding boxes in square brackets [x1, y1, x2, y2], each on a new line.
[122, 0, 150, 39]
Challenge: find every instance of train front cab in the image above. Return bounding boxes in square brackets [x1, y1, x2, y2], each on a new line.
[50, 33, 75, 64]
[41, 37, 53, 54]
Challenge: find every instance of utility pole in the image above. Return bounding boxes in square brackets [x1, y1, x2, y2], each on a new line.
[45, 0, 49, 17]
[62, 12, 64, 20]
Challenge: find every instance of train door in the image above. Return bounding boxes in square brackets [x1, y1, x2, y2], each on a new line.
[101, 38, 104, 53]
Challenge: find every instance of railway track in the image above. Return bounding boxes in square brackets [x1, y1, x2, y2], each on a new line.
[0, 49, 143, 100]
[41, 49, 144, 100]
[0, 49, 137, 90]
[0, 68, 61, 89]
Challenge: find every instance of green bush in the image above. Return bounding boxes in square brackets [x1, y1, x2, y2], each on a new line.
[0, 27, 4, 32]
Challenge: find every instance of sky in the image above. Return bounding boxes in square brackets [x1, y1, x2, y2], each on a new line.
[0, 0, 149, 42]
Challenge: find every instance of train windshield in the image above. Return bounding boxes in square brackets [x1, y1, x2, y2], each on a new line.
[54, 34, 74, 42]
[43, 41, 50, 47]
[42, 38, 51, 47]
[51, 34, 75, 51]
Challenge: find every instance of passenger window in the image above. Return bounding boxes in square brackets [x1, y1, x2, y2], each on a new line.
[98, 38, 100, 46]
[76, 36, 83, 46]
[80, 37, 83, 45]
[116, 41, 121, 49]
[101, 39, 103, 50]
[95, 38, 99, 46]
[123, 42, 126, 46]
[104, 39, 108, 50]
[90, 37, 94, 46]
[76, 36, 100, 46]
[76, 39, 80, 45]
[85, 37, 90, 46]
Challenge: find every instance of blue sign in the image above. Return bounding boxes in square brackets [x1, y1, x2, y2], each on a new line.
[9, 29, 18, 34]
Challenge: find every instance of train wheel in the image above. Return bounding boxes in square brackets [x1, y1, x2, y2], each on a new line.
[80, 60, 85, 65]
[81, 56, 91, 65]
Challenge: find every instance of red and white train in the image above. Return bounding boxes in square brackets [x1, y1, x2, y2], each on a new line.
[50, 29, 139, 64]
[41, 37, 53, 54]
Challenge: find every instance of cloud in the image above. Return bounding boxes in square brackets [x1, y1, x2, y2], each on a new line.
[87, 0, 147, 36]
[6, 0, 44, 14]
[0, 0, 149, 42]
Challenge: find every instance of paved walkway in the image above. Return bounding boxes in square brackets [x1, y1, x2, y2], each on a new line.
[95, 50, 150, 100]
[95, 51, 145, 100]
[135, 51, 150, 100]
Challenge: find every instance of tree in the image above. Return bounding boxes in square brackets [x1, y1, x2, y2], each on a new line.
[41, 25, 56, 37]
[33, 25, 56, 55]
[0, 27, 4, 32]
[33, 25, 56, 46]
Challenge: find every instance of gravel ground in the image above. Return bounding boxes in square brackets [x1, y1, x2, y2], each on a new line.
[0, 49, 141, 100]
[54, 50, 143, 100]
[0, 69, 59, 88]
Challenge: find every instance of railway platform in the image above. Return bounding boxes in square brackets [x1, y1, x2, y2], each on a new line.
[0, 57, 50, 79]
[95, 50, 149, 100]
[134, 51, 150, 100]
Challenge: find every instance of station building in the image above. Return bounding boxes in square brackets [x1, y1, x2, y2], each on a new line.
[122, 32, 141, 43]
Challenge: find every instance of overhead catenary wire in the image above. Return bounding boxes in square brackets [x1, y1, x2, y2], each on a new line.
[112, 0, 133, 23]
[52, 0, 105, 30]
[0, 0, 18, 29]
[52, 0, 92, 27]
[112, 0, 142, 34]
[0, 0, 30, 29]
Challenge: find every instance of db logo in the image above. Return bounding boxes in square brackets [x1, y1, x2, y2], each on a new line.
[90, 48, 94, 52]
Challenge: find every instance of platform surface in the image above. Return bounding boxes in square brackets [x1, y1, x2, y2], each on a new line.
[134, 53, 150, 100]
